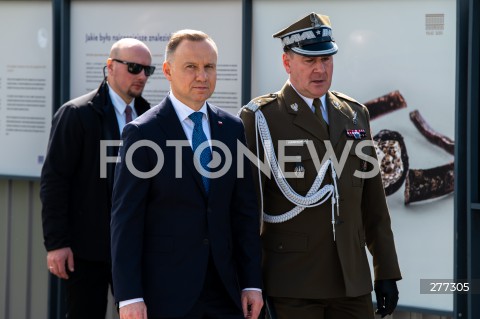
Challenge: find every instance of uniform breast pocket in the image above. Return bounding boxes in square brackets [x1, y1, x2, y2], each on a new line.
[279, 141, 318, 193]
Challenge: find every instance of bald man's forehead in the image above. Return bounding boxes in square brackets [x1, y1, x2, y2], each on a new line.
[109, 39, 151, 58]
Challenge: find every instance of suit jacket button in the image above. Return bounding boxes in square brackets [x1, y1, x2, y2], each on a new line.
[203, 238, 209, 245]
[277, 243, 284, 250]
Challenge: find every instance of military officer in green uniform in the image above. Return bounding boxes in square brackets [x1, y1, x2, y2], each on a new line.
[239, 12, 402, 319]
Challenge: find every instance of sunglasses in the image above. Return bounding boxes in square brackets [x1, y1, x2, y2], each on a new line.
[112, 59, 156, 76]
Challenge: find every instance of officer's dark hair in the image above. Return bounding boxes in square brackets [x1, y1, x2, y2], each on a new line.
[165, 29, 218, 62]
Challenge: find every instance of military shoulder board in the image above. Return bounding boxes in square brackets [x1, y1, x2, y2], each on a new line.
[243, 93, 278, 113]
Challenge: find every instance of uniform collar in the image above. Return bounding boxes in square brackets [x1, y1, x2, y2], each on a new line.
[289, 81, 327, 112]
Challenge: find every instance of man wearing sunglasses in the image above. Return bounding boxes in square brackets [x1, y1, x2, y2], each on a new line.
[40, 38, 154, 319]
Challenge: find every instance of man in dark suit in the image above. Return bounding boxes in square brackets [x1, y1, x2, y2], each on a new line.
[239, 13, 401, 319]
[111, 30, 263, 319]
[40, 38, 153, 319]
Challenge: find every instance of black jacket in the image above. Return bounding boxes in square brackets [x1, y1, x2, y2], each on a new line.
[40, 81, 150, 261]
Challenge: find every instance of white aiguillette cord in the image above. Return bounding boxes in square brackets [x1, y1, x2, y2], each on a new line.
[254, 109, 340, 241]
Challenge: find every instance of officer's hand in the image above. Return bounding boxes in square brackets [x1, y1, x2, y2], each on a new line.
[374, 279, 399, 318]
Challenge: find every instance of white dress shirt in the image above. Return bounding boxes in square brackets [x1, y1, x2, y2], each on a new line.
[108, 83, 138, 135]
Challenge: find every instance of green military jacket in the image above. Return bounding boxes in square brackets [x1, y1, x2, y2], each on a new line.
[239, 81, 401, 299]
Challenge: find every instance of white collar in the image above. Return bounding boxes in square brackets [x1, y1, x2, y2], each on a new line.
[169, 92, 209, 122]
[107, 83, 135, 113]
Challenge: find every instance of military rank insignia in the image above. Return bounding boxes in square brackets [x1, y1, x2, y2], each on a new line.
[294, 162, 305, 178]
[360, 160, 368, 172]
[346, 129, 366, 139]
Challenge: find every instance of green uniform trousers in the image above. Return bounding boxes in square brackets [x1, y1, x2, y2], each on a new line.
[268, 293, 374, 319]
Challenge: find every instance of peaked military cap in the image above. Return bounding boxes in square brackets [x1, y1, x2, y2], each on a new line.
[273, 12, 338, 56]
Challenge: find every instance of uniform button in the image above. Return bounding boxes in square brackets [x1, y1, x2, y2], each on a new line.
[203, 238, 209, 245]
[277, 243, 284, 250]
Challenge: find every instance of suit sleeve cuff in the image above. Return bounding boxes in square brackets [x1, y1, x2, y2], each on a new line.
[242, 288, 262, 292]
[119, 298, 144, 308]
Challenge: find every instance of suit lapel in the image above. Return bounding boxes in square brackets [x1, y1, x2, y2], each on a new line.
[103, 100, 121, 141]
[133, 96, 150, 116]
[205, 103, 223, 198]
[155, 96, 188, 141]
[92, 87, 120, 195]
[207, 102, 221, 147]
[155, 97, 206, 196]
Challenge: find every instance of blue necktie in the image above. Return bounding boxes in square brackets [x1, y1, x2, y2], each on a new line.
[189, 112, 212, 193]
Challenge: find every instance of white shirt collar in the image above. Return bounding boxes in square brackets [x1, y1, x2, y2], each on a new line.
[169, 92, 209, 122]
[107, 83, 135, 114]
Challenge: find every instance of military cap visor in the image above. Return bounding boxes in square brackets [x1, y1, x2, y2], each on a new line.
[285, 38, 338, 57]
[273, 12, 338, 57]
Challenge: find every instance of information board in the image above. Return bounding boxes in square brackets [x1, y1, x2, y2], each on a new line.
[0, 1, 52, 178]
[70, 0, 243, 112]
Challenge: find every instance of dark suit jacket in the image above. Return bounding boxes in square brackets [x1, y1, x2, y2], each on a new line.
[40, 81, 150, 261]
[240, 82, 401, 299]
[110, 96, 262, 317]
